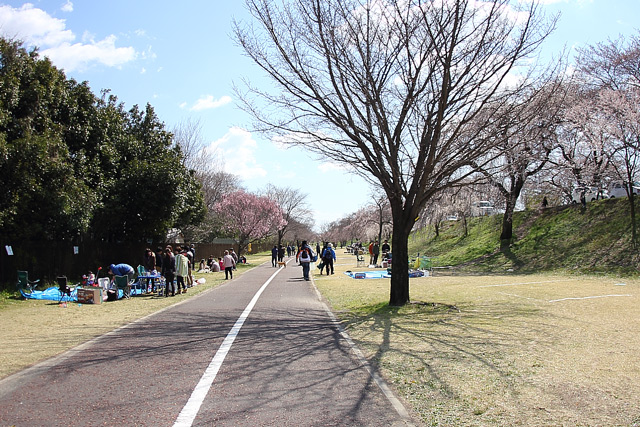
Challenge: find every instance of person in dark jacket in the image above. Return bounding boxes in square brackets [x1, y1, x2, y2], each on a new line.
[162, 246, 176, 297]
[271, 245, 278, 267]
[321, 243, 336, 275]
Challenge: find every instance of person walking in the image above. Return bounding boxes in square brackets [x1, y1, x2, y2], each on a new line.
[296, 240, 313, 281]
[271, 245, 278, 267]
[223, 250, 236, 280]
[321, 243, 336, 275]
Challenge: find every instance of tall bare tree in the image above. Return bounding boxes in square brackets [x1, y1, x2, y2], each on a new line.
[473, 80, 564, 243]
[173, 118, 241, 241]
[263, 184, 311, 245]
[234, 0, 555, 305]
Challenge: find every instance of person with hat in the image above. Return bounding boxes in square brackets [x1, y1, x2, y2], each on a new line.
[320, 243, 336, 275]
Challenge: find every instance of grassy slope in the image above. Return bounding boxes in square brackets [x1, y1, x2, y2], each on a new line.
[409, 197, 639, 276]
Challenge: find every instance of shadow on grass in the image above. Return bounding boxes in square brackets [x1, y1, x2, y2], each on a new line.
[340, 299, 547, 402]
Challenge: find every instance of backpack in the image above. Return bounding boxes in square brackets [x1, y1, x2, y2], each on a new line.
[301, 247, 317, 262]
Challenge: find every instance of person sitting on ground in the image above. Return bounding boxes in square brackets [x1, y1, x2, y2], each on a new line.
[210, 258, 220, 272]
[198, 258, 210, 273]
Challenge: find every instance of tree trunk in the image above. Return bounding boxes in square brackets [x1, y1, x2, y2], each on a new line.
[628, 184, 637, 249]
[499, 184, 523, 242]
[389, 223, 410, 306]
[500, 208, 514, 242]
[462, 214, 468, 237]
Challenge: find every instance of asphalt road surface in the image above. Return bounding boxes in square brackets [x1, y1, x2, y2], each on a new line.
[0, 261, 416, 426]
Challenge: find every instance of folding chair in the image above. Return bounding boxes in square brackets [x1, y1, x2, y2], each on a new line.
[114, 275, 131, 299]
[133, 264, 147, 293]
[97, 277, 110, 296]
[17, 271, 40, 298]
[156, 276, 166, 297]
[137, 265, 147, 277]
[57, 276, 73, 303]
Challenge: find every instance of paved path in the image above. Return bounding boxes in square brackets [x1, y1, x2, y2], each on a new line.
[0, 261, 415, 426]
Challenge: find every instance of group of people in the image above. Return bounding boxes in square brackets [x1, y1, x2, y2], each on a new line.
[105, 244, 244, 300]
[270, 244, 300, 267]
[150, 244, 197, 296]
[368, 239, 391, 266]
[295, 241, 337, 280]
[201, 250, 245, 279]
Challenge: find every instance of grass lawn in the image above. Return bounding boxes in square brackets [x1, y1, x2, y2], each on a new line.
[0, 254, 270, 380]
[316, 255, 640, 426]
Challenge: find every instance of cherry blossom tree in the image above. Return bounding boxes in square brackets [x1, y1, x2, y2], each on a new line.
[473, 80, 564, 242]
[574, 33, 640, 245]
[214, 190, 287, 254]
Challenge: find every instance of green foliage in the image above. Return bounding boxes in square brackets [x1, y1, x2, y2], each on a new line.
[0, 37, 205, 242]
[411, 198, 639, 275]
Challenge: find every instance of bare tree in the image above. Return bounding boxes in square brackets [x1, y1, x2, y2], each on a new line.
[556, 84, 613, 198]
[173, 118, 242, 242]
[234, 0, 555, 305]
[473, 80, 564, 243]
[370, 194, 392, 245]
[263, 184, 311, 245]
[576, 33, 640, 246]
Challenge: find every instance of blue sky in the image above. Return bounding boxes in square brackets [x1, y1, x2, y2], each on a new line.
[1, 0, 639, 228]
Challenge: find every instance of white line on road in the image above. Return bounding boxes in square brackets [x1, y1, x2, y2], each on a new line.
[173, 267, 283, 427]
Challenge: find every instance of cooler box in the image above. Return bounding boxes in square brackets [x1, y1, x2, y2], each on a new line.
[77, 287, 103, 304]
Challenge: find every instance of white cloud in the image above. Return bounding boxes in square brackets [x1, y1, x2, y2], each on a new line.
[190, 95, 233, 111]
[0, 4, 137, 72]
[206, 127, 267, 180]
[0, 4, 74, 46]
[41, 35, 137, 71]
[61, 1, 73, 12]
[317, 162, 348, 173]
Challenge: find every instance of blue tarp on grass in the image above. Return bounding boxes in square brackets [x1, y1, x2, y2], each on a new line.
[344, 270, 426, 279]
[344, 270, 391, 279]
[21, 287, 127, 302]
